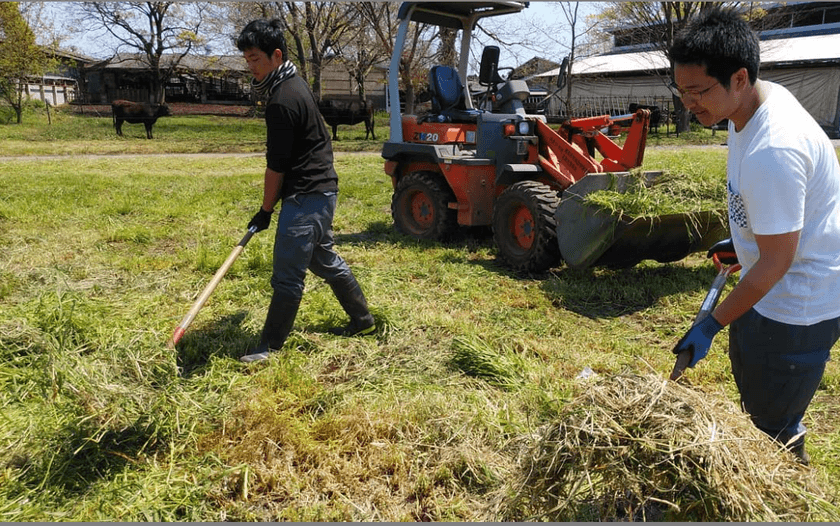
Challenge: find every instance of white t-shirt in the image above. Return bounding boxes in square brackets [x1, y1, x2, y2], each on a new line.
[727, 81, 840, 325]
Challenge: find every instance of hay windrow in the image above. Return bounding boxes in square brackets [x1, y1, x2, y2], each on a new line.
[496, 373, 837, 522]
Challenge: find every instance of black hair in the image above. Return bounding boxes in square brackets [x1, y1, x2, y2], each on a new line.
[236, 19, 288, 59]
[670, 7, 760, 88]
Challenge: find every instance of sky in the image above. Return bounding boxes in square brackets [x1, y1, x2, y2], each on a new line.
[42, 1, 607, 70]
[479, 1, 606, 66]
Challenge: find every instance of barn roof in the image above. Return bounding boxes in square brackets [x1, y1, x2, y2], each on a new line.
[529, 33, 840, 79]
[95, 53, 247, 73]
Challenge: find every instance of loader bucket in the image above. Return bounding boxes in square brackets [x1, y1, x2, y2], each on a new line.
[555, 172, 728, 269]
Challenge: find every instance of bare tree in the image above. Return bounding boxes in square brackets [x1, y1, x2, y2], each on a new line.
[282, 2, 358, 100]
[222, 2, 356, 100]
[0, 2, 52, 123]
[598, 2, 727, 132]
[201, 2, 271, 59]
[559, 3, 580, 116]
[330, 24, 386, 103]
[437, 27, 457, 69]
[355, 1, 434, 114]
[470, 3, 550, 75]
[541, 2, 601, 117]
[211, 2, 433, 111]
[19, 2, 63, 49]
[77, 2, 206, 103]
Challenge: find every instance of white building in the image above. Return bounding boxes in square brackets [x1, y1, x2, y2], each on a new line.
[528, 3, 840, 137]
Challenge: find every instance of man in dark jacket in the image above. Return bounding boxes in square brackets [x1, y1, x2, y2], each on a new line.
[237, 19, 375, 363]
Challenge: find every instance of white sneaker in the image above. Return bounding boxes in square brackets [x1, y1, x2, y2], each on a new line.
[240, 351, 271, 363]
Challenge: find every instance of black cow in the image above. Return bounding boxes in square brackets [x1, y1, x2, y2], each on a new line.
[317, 96, 375, 141]
[111, 100, 172, 139]
[628, 103, 662, 133]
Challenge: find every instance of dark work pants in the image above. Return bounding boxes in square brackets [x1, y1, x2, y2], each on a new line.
[270, 191, 353, 299]
[729, 308, 840, 448]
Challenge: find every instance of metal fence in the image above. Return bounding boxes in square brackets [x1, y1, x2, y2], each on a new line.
[535, 95, 679, 133]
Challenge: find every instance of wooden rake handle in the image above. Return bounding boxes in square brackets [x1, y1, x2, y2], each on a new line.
[166, 226, 258, 349]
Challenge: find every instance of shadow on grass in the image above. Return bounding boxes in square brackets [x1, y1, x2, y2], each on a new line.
[175, 311, 254, 377]
[334, 221, 495, 251]
[542, 263, 717, 319]
[9, 412, 172, 497]
[328, 219, 719, 320]
[333, 220, 394, 247]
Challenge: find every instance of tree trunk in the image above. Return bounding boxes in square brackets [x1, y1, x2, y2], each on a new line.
[311, 59, 322, 100]
[306, 3, 322, 100]
[153, 76, 164, 104]
[678, 109, 691, 133]
[439, 28, 457, 68]
[403, 61, 416, 114]
[292, 36, 308, 82]
[355, 71, 366, 101]
[14, 86, 23, 124]
[674, 96, 690, 133]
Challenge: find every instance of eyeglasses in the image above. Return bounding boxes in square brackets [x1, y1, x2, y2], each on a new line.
[668, 80, 719, 101]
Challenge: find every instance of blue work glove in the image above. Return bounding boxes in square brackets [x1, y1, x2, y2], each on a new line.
[672, 314, 724, 368]
[248, 207, 273, 232]
[706, 238, 738, 265]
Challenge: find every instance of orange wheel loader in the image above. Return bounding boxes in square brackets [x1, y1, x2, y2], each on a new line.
[383, 2, 727, 272]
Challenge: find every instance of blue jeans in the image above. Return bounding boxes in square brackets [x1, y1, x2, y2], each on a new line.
[270, 192, 352, 299]
[729, 309, 839, 447]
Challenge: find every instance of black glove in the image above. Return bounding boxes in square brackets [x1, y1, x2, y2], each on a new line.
[706, 238, 738, 265]
[248, 207, 273, 232]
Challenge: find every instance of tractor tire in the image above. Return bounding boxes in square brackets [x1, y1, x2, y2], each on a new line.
[493, 180, 562, 273]
[391, 171, 457, 241]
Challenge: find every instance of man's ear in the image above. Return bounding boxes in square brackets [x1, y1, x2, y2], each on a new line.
[272, 48, 284, 63]
[733, 67, 750, 90]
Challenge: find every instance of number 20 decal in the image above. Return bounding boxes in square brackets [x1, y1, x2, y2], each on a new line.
[413, 132, 439, 142]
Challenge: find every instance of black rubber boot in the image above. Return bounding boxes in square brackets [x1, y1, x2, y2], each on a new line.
[789, 439, 810, 466]
[328, 273, 375, 337]
[241, 290, 301, 363]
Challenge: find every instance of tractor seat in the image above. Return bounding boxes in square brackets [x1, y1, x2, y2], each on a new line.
[429, 65, 481, 123]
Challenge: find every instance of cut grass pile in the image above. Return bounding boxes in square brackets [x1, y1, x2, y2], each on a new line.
[497, 372, 837, 521]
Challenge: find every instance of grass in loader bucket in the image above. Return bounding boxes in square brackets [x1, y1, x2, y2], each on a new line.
[582, 164, 726, 219]
[494, 372, 838, 522]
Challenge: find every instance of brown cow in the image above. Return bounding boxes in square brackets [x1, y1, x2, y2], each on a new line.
[111, 100, 172, 139]
[317, 96, 375, 141]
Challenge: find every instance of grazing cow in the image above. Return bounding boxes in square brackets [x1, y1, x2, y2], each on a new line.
[317, 96, 376, 141]
[111, 100, 172, 139]
[628, 103, 662, 133]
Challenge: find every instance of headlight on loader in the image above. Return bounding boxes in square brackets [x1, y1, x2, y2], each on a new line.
[503, 120, 533, 137]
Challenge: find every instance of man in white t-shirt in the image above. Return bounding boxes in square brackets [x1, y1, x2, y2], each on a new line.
[669, 8, 840, 465]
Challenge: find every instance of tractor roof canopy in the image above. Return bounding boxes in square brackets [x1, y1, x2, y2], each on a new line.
[387, 1, 530, 142]
[398, 2, 529, 29]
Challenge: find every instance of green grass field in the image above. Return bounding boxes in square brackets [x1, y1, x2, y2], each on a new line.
[1, 105, 838, 521]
